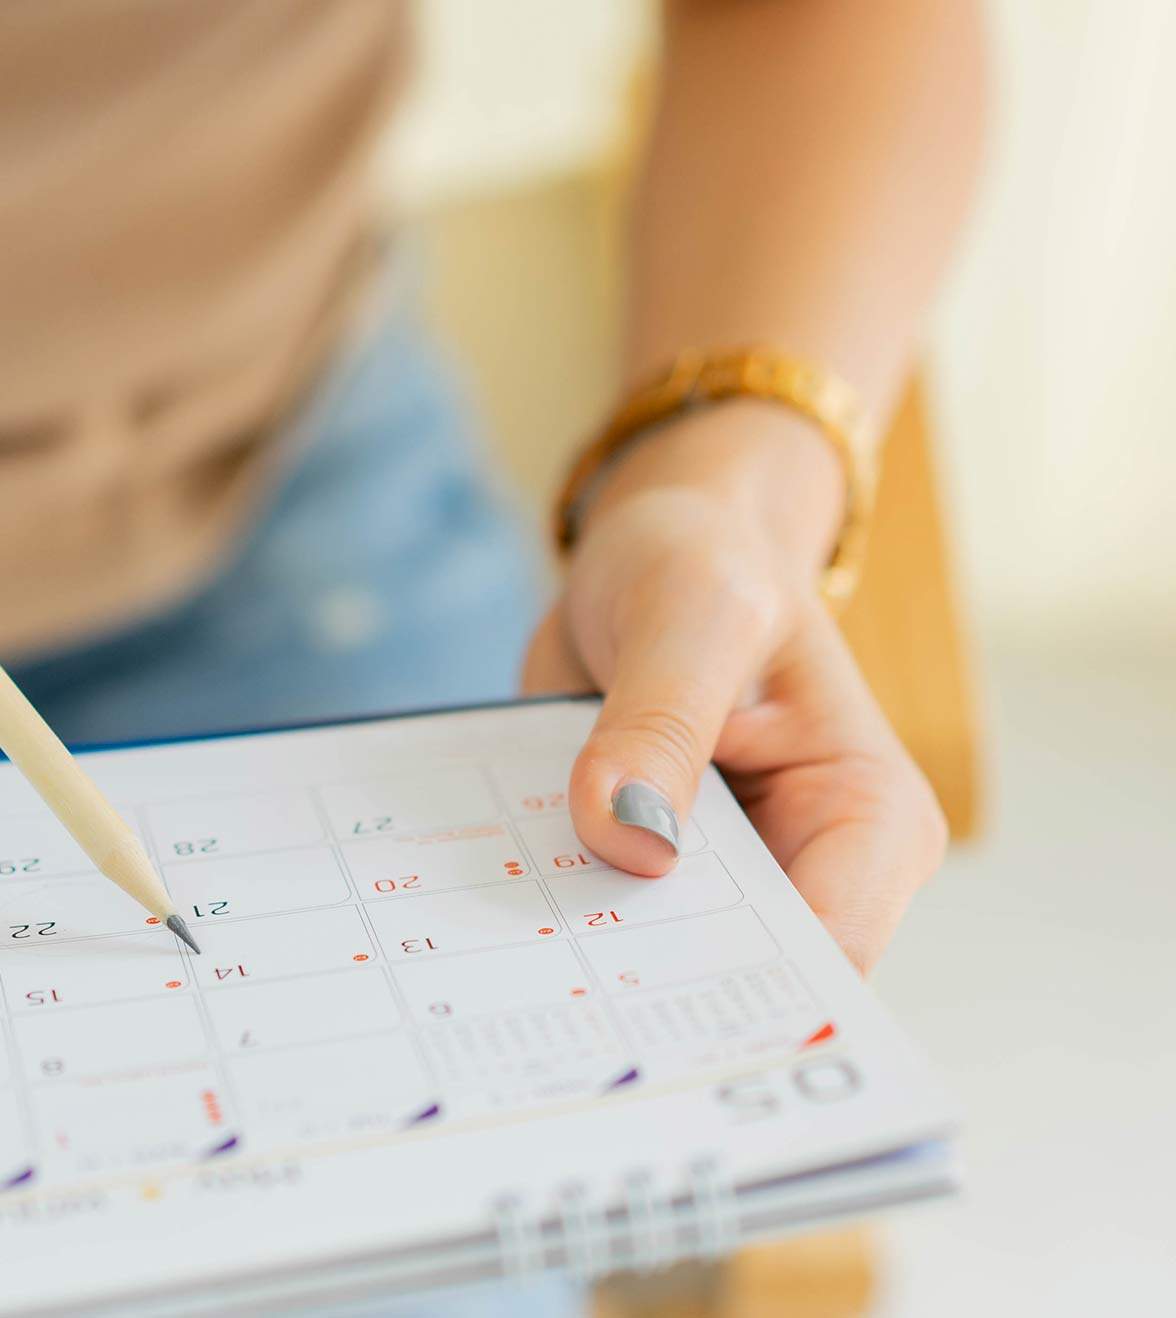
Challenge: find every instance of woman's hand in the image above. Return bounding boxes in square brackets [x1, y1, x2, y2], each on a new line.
[522, 402, 947, 974]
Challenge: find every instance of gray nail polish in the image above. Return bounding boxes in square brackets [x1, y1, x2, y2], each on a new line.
[611, 782, 680, 855]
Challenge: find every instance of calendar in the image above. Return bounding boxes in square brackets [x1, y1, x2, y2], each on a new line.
[0, 700, 956, 1315]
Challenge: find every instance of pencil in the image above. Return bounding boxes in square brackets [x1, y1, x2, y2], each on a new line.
[0, 664, 200, 954]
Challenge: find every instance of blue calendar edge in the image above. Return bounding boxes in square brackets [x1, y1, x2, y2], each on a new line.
[0, 693, 601, 761]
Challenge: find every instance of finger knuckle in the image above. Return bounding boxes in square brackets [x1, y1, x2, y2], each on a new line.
[696, 556, 782, 642]
[596, 703, 704, 785]
[846, 754, 948, 886]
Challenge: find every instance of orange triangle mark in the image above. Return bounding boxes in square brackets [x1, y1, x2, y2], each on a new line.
[803, 1022, 836, 1048]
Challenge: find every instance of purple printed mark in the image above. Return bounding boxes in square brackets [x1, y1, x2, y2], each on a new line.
[2, 1166, 35, 1190]
[606, 1067, 641, 1092]
[203, 1134, 240, 1159]
[407, 1102, 442, 1127]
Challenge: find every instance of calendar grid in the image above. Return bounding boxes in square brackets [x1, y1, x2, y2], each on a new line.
[0, 703, 956, 1317]
[1, 727, 842, 1205]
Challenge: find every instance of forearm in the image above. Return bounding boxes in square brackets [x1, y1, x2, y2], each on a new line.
[625, 0, 987, 439]
[538, 0, 979, 952]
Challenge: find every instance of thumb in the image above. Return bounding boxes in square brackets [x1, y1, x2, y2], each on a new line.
[520, 606, 594, 696]
[568, 578, 776, 876]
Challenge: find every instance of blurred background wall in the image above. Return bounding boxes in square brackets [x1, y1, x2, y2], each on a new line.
[932, 0, 1176, 647]
[377, 0, 1176, 653]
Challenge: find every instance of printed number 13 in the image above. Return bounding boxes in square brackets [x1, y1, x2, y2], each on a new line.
[400, 937, 437, 954]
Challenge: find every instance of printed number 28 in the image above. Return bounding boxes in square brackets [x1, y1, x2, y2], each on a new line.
[173, 838, 217, 857]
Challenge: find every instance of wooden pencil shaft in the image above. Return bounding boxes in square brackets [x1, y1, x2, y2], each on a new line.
[0, 665, 172, 918]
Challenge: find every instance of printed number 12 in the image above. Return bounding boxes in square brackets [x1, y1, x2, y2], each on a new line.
[585, 910, 623, 927]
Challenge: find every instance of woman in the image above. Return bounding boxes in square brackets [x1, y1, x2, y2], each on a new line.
[1, 5, 983, 1305]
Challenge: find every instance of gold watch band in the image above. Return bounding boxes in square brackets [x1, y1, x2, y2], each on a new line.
[553, 346, 878, 608]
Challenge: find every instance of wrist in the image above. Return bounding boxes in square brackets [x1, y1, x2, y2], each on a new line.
[576, 397, 846, 585]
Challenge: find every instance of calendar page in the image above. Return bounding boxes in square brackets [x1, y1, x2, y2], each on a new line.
[0, 700, 952, 1314]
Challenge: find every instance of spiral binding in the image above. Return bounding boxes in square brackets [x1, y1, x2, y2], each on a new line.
[553, 1181, 599, 1281]
[687, 1156, 739, 1261]
[492, 1192, 544, 1279]
[619, 1169, 665, 1273]
[492, 1158, 739, 1283]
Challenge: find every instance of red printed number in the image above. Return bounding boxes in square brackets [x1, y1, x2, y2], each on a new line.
[522, 793, 566, 813]
[374, 875, 421, 893]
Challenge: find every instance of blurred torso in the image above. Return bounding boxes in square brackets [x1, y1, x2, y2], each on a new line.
[0, 0, 407, 658]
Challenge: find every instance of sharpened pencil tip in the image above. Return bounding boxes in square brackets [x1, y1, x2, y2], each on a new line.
[166, 914, 201, 954]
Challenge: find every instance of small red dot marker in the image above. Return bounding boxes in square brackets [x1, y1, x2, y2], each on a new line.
[570, 987, 588, 997]
[165, 980, 182, 989]
[353, 953, 370, 962]
[146, 917, 161, 925]
[538, 927, 555, 936]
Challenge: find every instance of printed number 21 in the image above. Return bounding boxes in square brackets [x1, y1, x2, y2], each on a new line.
[191, 901, 229, 919]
